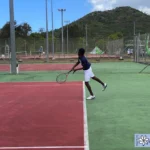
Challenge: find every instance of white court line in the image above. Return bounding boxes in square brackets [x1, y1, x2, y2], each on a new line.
[83, 81, 90, 150]
[0, 146, 85, 149]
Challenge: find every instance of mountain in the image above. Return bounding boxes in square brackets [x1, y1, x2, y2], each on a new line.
[54, 6, 150, 40]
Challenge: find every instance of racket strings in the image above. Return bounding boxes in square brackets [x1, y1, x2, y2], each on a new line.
[56, 73, 67, 83]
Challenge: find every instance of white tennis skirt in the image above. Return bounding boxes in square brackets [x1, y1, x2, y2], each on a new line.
[84, 67, 95, 82]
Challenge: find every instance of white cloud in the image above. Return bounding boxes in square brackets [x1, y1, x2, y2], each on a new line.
[88, 0, 117, 11]
[139, 6, 150, 15]
[88, 0, 150, 14]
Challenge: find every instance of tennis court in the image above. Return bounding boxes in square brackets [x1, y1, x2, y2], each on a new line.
[0, 81, 88, 150]
[0, 61, 150, 150]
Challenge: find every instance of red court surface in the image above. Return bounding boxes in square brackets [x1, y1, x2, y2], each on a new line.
[0, 64, 83, 72]
[0, 82, 88, 150]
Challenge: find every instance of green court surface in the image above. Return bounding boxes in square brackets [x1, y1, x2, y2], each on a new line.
[0, 62, 150, 150]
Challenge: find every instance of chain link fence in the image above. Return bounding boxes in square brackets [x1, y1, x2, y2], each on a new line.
[0, 37, 133, 61]
[134, 33, 150, 64]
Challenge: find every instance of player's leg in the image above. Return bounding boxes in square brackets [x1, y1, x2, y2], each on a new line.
[84, 70, 95, 100]
[85, 82, 94, 96]
[85, 82, 95, 100]
[89, 67, 107, 91]
[92, 76, 107, 91]
[92, 76, 104, 86]
[39, 52, 41, 57]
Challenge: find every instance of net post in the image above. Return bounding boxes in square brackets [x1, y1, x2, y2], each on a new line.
[10, 62, 19, 74]
[16, 63, 19, 74]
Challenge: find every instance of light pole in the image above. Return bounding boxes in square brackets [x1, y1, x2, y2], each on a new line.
[24, 40, 27, 56]
[64, 21, 70, 54]
[51, 0, 54, 59]
[133, 21, 136, 62]
[45, 0, 49, 62]
[58, 9, 66, 55]
[9, 0, 17, 74]
[24, 40, 26, 51]
[134, 21, 136, 36]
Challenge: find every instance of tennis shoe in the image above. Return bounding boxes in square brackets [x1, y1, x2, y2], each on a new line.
[86, 95, 95, 100]
[102, 83, 107, 91]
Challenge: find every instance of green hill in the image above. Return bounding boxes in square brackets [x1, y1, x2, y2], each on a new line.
[54, 6, 150, 40]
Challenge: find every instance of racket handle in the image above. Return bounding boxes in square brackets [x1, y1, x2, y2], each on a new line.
[68, 70, 72, 74]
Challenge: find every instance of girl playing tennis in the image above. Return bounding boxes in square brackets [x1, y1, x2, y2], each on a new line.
[69, 48, 107, 100]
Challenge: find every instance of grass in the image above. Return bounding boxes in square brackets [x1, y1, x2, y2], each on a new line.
[0, 62, 150, 150]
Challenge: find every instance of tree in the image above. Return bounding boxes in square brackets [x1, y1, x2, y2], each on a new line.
[16, 23, 32, 37]
[0, 21, 16, 38]
[39, 28, 45, 33]
[95, 39, 106, 50]
[77, 37, 84, 47]
[38, 28, 46, 37]
[30, 32, 44, 39]
[108, 32, 123, 40]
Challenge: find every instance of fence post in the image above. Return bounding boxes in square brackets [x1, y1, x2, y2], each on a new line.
[137, 33, 141, 63]
[134, 35, 137, 62]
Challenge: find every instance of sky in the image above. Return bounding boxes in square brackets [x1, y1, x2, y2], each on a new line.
[0, 0, 150, 32]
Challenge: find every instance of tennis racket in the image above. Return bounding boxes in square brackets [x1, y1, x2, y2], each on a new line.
[56, 71, 72, 83]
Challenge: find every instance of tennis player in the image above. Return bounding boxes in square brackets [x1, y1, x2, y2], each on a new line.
[39, 46, 43, 57]
[69, 48, 107, 100]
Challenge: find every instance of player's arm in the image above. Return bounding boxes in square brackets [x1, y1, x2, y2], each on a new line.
[73, 67, 83, 74]
[68, 60, 80, 73]
[73, 60, 86, 73]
